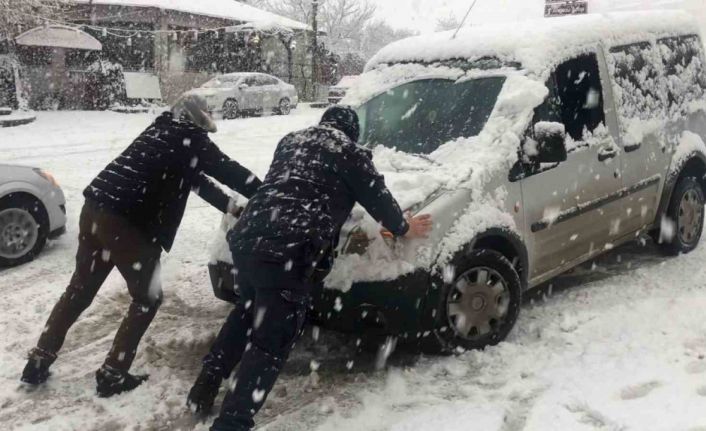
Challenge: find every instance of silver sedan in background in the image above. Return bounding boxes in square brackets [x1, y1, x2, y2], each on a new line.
[0, 164, 66, 267]
[188, 72, 299, 120]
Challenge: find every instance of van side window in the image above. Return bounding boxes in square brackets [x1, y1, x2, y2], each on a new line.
[553, 53, 605, 141]
[657, 35, 706, 112]
[608, 42, 665, 121]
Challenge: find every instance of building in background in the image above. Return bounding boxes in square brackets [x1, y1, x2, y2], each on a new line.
[0, 0, 315, 109]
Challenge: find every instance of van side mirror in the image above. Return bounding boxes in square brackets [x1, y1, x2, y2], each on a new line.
[526, 121, 567, 163]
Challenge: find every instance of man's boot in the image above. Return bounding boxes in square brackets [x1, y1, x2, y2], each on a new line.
[187, 367, 223, 414]
[20, 348, 57, 385]
[95, 364, 148, 398]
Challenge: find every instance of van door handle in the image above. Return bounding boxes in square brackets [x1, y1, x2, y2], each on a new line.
[598, 147, 618, 162]
[624, 143, 641, 153]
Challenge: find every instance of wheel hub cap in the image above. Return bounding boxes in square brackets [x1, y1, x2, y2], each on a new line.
[447, 267, 509, 340]
[0, 208, 39, 259]
[678, 189, 703, 244]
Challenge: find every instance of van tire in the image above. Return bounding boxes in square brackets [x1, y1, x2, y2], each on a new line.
[657, 176, 704, 255]
[428, 249, 521, 354]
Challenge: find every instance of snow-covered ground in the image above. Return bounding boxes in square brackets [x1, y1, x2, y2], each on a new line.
[2, 108, 706, 431]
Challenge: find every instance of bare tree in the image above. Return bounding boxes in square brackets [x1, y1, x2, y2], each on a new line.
[318, 0, 376, 55]
[436, 14, 461, 32]
[359, 20, 417, 60]
[252, 0, 377, 57]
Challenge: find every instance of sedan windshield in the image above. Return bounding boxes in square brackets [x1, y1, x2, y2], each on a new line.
[202, 76, 241, 88]
[357, 77, 506, 154]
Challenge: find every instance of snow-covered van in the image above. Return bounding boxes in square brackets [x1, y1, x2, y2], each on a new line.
[211, 11, 706, 354]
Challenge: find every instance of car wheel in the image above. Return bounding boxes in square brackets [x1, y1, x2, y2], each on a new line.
[0, 194, 49, 267]
[278, 98, 291, 115]
[429, 249, 522, 353]
[658, 176, 704, 255]
[222, 99, 239, 120]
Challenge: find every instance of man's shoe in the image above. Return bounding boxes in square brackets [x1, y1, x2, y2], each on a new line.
[187, 367, 223, 414]
[96, 365, 148, 398]
[21, 348, 57, 385]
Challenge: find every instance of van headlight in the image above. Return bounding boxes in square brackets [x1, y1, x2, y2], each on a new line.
[34, 168, 59, 187]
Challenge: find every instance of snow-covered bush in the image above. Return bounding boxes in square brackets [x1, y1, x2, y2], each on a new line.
[85, 59, 127, 110]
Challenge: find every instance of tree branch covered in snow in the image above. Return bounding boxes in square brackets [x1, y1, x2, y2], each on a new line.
[246, 0, 415, 60]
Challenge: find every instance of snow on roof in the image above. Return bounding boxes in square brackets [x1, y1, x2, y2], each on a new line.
[16, 25, 102, 50]
[367, 11, 700, 76]
[71, 0, 311, 31]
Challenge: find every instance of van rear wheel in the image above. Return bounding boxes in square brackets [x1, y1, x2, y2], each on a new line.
[658, 176, 704, 255]
[428, 249, 521, 354]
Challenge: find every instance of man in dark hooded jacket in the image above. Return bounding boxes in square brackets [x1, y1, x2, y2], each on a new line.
[21, 94, 262, 397]
[187, 106, 433, 431]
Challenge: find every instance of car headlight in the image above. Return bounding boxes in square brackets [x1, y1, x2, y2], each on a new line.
[34, 168, 59, 187]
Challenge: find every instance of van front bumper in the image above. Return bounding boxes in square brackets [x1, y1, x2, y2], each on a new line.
[208, 261, 439, 337]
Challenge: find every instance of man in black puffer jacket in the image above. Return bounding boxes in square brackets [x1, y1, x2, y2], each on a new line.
[21, 94, 262, 397]
[188, 106, 432, 431]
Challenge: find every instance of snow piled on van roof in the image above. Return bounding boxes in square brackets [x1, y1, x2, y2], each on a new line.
[367, 10, 699, 76]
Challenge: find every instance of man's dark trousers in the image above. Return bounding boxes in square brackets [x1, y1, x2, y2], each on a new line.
[205, 254, 312, 431]
[38, 199, 162, 371]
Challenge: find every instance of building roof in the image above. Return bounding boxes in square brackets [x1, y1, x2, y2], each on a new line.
[16, 25, 103, 50]
[71, 0, 311, 31]
[367, 10, 699, 76]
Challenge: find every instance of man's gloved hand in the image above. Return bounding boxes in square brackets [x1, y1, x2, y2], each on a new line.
[226, 198, 245, 218]
[229, 205, 245, 218]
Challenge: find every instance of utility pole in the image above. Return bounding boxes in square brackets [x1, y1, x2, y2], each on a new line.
[310, 0, 319, 101]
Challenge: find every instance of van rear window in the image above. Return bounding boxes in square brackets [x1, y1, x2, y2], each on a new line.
[657, 35, 706, 113]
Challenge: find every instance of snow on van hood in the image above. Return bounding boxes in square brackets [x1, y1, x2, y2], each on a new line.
[325, 75, 548, 291]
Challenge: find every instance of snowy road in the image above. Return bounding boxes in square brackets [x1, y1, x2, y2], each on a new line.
[2, 109, 706, 431]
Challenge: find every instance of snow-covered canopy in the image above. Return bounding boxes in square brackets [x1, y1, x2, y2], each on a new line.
[367, 11, 700, 77]
[70, 0, 311, 31]
[15, 25, 102, 50]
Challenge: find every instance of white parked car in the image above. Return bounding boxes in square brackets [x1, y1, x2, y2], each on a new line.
[328, 75, 359, 105]
[0, 164, 66, 267]
[188, 72, 298, 119]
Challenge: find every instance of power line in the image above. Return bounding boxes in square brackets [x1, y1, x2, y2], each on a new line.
[452, 0, 480, 40]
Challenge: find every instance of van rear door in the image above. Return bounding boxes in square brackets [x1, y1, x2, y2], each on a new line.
[606, 41, 672, 235]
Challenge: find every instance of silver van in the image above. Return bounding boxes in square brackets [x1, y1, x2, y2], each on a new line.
[211, 11, 706, 353]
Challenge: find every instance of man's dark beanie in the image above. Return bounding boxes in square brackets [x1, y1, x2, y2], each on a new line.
[320, 105, 360, 142]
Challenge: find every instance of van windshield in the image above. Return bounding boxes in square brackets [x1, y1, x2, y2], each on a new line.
[356, 77, 506, 154]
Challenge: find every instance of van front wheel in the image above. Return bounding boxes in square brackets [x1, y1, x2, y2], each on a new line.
[658, 176, 704, 255]
[431, 249, 521, 353]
